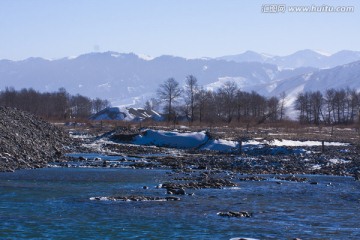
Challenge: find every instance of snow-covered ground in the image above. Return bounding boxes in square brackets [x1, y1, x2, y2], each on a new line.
[133, 130, 241, 152]
[67, 129, 355, 173]
[247, 139, 349, 147]
[134, 130, 209, 149]
[130, 129, 349, 152]
[69, 128, 349, 154]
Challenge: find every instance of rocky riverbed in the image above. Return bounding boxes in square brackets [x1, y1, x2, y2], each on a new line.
[62, 125, 360, 181]
[89, 141, 359, 179]
[2, 107, 360, 180]
[0, 107, 72, 172]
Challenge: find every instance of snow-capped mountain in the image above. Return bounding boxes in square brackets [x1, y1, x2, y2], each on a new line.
[219, 49, 360, 69]
[263, 60, 360, 116]
[88, 106, 162, 121]
[0, 51, 315, 106]
[1, 50, 359, 113]
[271, 60, 360, 96]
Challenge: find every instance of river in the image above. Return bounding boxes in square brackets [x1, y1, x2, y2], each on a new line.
[0, 167, 359, 239]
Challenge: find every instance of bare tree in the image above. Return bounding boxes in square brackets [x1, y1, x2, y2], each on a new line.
[92, 98, 110, 113]
[157, 78, 182, 121]
[195, 88, 207, 123]
[348, 89, 360, 122]
[279, 91, 287, 121]
[53, 88, 70, 119]
[324, 89, 335, 124]
[311, 91, 323, 125]
[70, 94, 93, 119]
[267, 96, 280, 121]
[184, 75, 199, 122]
[295, 88, 360, 125]
[295, 92, 307, 123]
[217, 81, 238, 122]
[144, 100, 152, 111]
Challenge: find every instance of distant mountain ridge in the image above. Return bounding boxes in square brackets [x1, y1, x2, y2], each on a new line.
[0, 51, 315, 106]
[0, 50, 360, 115]
[218, 49, 360, 69]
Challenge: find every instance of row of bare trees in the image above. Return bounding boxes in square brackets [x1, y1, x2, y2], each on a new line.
[152, 76, 286, 124]
[0, 87, 110, 119]
[295, 88, 360, 124]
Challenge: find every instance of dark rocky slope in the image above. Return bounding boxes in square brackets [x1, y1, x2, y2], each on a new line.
[0, 107, 72, 171]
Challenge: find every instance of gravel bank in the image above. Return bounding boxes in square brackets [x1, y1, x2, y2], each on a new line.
[0, 107, 72, 172]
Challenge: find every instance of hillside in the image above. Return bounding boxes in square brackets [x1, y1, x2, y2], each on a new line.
[268, 60, 360, 113]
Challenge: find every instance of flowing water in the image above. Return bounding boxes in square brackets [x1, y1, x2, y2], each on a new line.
[1, 166, 360, 239]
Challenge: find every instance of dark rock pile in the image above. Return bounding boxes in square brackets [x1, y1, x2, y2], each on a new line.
[162, 177, 237, 190]
[275, 175, 308, 182]
[239, 176, 267, 181]
[0, 107, 72, 172]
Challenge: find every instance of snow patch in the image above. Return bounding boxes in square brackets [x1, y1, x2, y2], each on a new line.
[205, 76, 247, 91]
[313, 49, 331, 57]
[138, 54, 154, 61]
[111, 53, 121, 58]
[201, 139, 238, 152]
[246, 139, 348, 147]
[134, 130, 209, 149]
[98, 82, 111, 90]
[328, 159, 350, 164]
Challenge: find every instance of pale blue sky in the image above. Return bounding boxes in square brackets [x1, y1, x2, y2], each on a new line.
[0, 0, 359, 60]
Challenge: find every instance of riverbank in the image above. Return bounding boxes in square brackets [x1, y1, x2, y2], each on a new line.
[64, 126, 360, 180]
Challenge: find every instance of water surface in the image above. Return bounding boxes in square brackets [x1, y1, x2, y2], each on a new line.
[1, 168, 359, 239]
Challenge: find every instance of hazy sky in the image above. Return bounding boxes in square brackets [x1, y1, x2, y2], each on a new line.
[1, 0, 359, 60]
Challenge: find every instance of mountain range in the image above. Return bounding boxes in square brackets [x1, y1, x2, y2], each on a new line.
[0, 50, 359, 115]
[218, 49, 360, 69]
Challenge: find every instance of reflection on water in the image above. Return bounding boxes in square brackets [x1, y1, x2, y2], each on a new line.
[0, 167, 360, 239]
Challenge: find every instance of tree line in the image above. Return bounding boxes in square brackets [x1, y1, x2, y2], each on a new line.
[2, 79, 358, 126]
[295, 88, 360, 125]
[151, 76, 360, 126]
[149, 76, 287, 124]
[0, 87, 110, 120]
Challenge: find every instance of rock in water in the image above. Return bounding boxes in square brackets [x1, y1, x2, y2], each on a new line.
[0, 106, 72, 171]
[217, 211, 252, 218]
